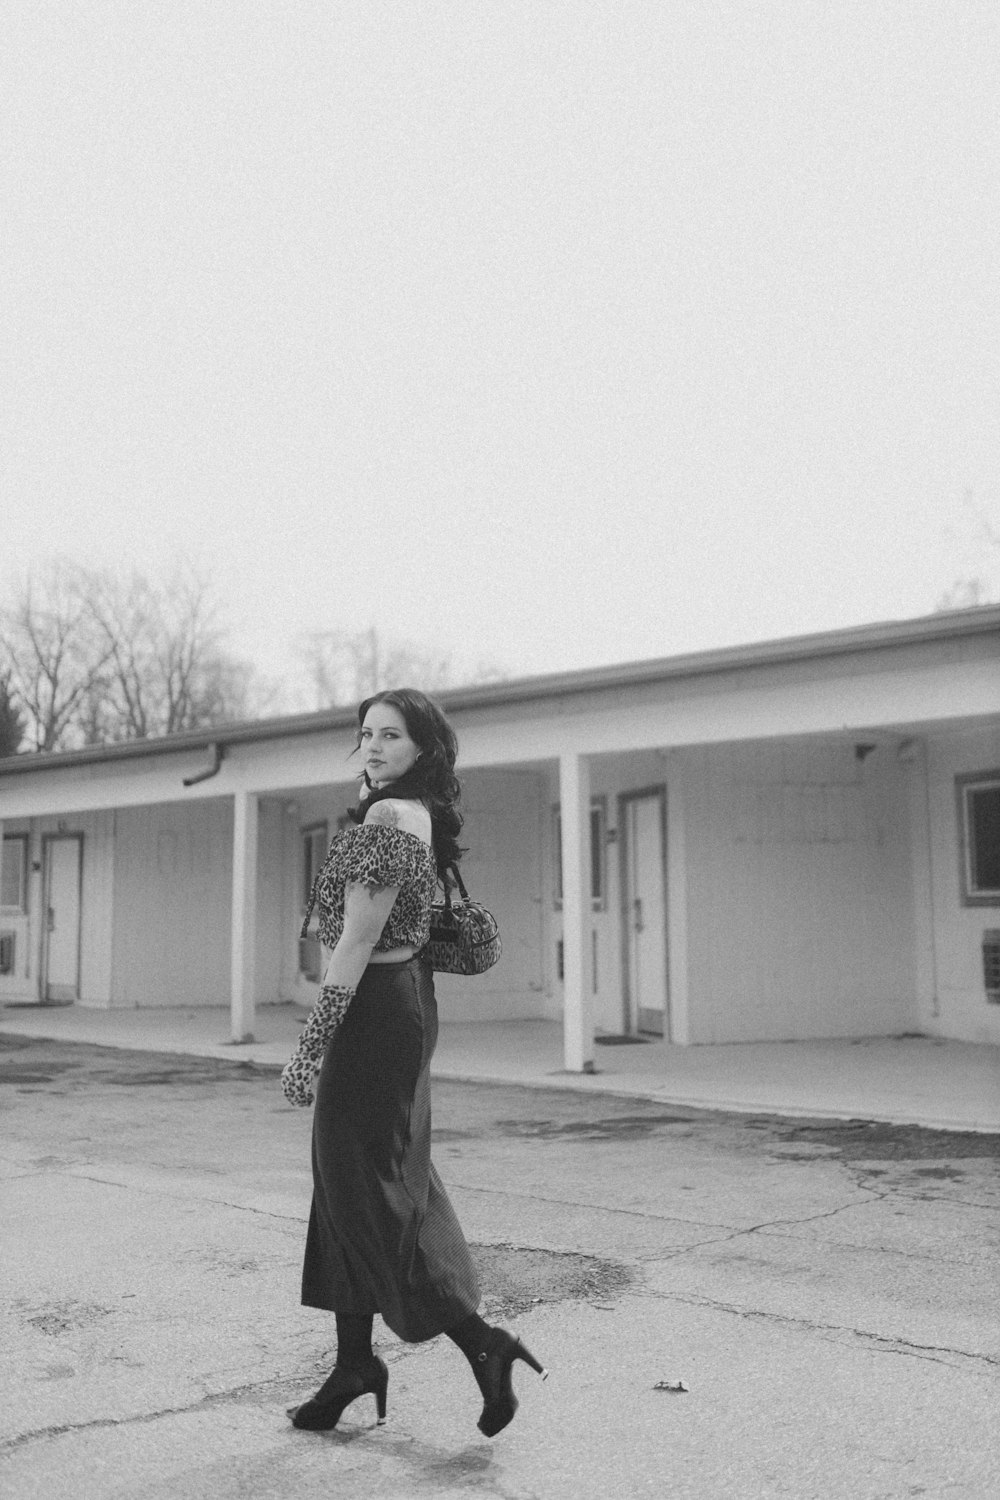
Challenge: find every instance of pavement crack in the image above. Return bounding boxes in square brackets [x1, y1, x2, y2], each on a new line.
[48, 1166, 307, 1229]
[0, 1372, 306, 1455]
[448, 1178, 738, 1232]
[638, 1290, 1000, 1373]
[450, 1179, 887, 1254]
[739, 1189, 892, 1237]
[643, 1191, 891, 1257]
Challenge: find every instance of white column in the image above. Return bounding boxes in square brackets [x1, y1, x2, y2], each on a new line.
[230, 790, 259, 1043]
[559, 752, 594, 1073]
[665, 765, 690, 1045]
[904, 737, 940, 1029]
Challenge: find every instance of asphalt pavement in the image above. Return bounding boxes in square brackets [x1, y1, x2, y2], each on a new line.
[1, 1033, 998, 1500]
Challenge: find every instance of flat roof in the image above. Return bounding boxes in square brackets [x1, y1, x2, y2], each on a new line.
[1, 604, 997, 779]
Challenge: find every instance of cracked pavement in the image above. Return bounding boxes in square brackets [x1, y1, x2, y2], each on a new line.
[1, 1033, 998, 1499]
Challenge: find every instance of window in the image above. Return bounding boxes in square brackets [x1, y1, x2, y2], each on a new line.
[957, 773, 1000, 905]
[552, 798, 607, 910]
[1, 835, 28, 914]
[301, 824, 329, 911]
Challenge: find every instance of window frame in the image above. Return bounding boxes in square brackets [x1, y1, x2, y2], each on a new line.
[956, 771, 1000, 907]
[552, 796, 608, 912]
[301, 822, 329, 914]
[1, 833, 29, 915]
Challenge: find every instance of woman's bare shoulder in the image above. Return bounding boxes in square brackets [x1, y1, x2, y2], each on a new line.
[363, 798, 433, 844]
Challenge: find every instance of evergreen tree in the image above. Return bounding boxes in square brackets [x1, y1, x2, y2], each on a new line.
[0, 672, 25, 756]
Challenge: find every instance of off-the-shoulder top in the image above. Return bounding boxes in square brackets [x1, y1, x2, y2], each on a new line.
[301, 823, 439, 954]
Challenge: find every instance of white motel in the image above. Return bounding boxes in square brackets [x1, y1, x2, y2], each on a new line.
[1, 606, 998, 1071]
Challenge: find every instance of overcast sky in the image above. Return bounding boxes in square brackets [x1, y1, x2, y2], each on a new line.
[3, 2, 998, 695]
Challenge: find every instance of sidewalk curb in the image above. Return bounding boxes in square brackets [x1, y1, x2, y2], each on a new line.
[3, 1027, 998, 1134]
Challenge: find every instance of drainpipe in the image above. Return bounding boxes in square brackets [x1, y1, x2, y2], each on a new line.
[183, 743, 223, 788]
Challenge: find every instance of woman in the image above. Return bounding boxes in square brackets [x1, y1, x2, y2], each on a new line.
[281, 687, 546, 1437]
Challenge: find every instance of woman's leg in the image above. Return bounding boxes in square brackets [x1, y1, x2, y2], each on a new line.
[446, 1310, 492, 1362]
[446, 1312, 548, 1438]
[335, 1311, 374, 1369]
[288, 1313, 387, 1431]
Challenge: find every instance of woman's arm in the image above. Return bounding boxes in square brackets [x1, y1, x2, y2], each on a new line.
[322, 880, 400, 988]
[280, 881, 401, 1107]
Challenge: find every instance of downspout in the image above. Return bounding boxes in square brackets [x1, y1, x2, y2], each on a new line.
[183, 742, 223, 788]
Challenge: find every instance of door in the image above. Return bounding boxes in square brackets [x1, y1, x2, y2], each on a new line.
[42, 835, 83, 1002]
[620, 788, 668, 1037]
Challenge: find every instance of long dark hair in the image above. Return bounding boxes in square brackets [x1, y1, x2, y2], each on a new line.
[347, 687, 465, 877]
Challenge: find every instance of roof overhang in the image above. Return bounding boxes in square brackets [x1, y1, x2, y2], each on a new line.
[0, 606, 997, 816]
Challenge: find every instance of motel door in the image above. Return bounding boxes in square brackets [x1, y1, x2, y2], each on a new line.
[42, 835, 83, 1002]
[621, 788, 668, 1037]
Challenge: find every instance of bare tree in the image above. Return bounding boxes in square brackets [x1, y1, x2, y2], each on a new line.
[0, 560, 116, 750]
[296, 627, 505, 710]
[936, 492, 1000, 611]
[87, 562, 255, 738]
[0, 560, 259, 751]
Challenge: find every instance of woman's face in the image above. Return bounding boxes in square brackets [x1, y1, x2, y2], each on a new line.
[360, 702, 421, 787]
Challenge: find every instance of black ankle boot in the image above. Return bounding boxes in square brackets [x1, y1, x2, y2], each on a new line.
[289, 1355, 388, 1431]
[469, 1327, 548, 1438]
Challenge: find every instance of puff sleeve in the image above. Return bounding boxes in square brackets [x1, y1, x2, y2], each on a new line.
[338, 824, 434, 889]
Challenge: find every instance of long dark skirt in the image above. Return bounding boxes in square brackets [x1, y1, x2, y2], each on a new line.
[301, 955, 481, 1342]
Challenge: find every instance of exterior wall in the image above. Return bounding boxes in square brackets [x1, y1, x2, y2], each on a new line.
[433, 767, 548, 1021]
[111, 799, 233, 1008]
[546, 750, 674, 1034]
[921, 726, 1000, 1043]
[78, 811, 115, 1006]
[0, 811, 114, 1006]
[679, 741, 917, 1042]
[545, 741, 919, 1044]
[255, 796, 302, 1007]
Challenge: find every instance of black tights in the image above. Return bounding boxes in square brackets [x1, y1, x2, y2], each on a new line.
[335, 1308, 491, 1374]
[445, 1311, 493, 1363]
[335, 1309, 491, 1370]
[335, 1312, 374, 1369]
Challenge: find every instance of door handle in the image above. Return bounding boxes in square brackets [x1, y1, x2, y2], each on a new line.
[633, 898, 643, 932]
[47, 907, 56, 933]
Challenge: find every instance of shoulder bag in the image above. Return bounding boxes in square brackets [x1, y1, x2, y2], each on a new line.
[424, 865, 502, 976]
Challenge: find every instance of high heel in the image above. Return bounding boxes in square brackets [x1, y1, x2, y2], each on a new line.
[289, 1354, 388, 1430]
[473, 1328, 548, 1438]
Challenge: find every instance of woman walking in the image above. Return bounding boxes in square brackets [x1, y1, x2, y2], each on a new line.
[281, 688, 546, 1436]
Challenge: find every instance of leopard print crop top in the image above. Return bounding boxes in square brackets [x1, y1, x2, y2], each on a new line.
[301, 822, 439, 954]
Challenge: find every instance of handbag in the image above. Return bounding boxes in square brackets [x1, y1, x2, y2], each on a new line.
[424, 865, 502, 976]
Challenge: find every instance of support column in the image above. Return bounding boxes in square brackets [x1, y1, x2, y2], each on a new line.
[904, 736, 940, 1030]
[665, 763, 690, 1045]
[230, 790, 259, 1044]
[559, 753, 594, 1073]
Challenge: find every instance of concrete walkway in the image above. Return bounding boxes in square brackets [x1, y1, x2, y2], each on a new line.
[3, 1001, 998, 1132]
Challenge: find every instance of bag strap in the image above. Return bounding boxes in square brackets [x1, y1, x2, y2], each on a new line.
[443, 863, 470, 909]
[301, 871, 321, 939]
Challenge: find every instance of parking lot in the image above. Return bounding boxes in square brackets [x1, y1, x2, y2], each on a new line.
[2, 1033, 998, 1499]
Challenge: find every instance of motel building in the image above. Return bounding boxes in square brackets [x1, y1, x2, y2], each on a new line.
[1, 607, 999, 1069]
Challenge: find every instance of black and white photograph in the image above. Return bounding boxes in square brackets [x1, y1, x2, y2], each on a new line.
[1, 4, 998, 1496]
